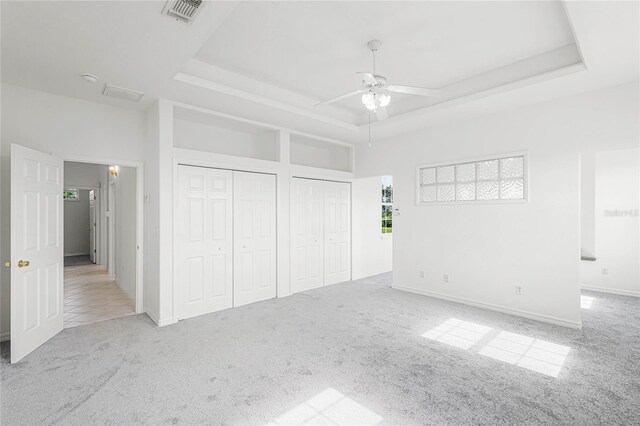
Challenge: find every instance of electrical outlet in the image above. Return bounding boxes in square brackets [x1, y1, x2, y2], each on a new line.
[443, 273, 449, 283]
[515, 285, 523, 295]
[419, 270, 425, 279]
[601, 268, 609, 276]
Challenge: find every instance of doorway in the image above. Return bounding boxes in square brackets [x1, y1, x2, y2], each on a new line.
[62, 161, 136, 329]
[8, 144, 145, 363]
[63, 187, 97, 267]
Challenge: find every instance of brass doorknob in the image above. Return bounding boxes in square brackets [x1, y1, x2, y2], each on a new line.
[17, 260, 30, 268]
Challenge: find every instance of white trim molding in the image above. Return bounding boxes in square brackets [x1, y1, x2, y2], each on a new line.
[393, 284, 582, 329]
[581, 286, 640, 298]
[174, 72, 359, 131]
[145, 309, 177, 327]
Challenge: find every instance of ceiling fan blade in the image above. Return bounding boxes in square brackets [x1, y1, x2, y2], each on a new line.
[387, 85, 442, 97]
[376, 106, 388, 121]
[356, 72, 377, 86]
[315, 89, 365, 107]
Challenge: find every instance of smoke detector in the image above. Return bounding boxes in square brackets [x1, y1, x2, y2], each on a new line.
[162, 0, 203, 24]
[82, 73, 98, 83]
[101, 84, 144, 103]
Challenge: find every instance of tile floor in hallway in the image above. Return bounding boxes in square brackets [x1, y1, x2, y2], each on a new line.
[63, 264, 135, 328]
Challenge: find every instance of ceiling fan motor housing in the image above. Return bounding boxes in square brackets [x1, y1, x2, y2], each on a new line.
[367, 39, 382, 51]
[363, 74, 387, 89]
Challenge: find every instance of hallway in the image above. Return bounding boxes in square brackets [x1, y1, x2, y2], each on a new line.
[63, 264, 135, 328]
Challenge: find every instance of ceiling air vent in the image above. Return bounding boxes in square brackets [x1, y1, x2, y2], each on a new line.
[101, 84, 144, 103]
[162, 0, 203, 24]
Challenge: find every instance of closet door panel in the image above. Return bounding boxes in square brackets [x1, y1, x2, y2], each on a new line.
[324, 181, 351, 286]
[290, 178, 324, 293]
[233, 171, 276, 307]
[177, 166, 233, 320]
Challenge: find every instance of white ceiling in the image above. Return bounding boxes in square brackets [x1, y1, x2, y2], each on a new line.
[1, 1, 638, 145]
[0, 0, 238, 110]
[195, 1, 576, 108]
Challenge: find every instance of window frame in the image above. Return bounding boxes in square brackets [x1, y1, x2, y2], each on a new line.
[63, 188, 80, 202]
[415, 151, 529, 206]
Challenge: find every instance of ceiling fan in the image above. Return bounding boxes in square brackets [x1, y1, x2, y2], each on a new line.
[315, 39, 442, 121]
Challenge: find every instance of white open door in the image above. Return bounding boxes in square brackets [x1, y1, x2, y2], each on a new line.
[324, 181, 351, 286]
[290, 178, 324, 293]
[10, 144, 64, 363]
[89, 189, 97, 264]
[177, 165, 233, 319]
[233, 171, 277, 307]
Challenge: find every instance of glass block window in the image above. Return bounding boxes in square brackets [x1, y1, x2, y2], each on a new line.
[418, 154, 526, 204]
[381, 176, 393, 234]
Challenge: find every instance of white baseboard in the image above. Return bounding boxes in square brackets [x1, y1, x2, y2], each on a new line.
[64, 252, 90, 257]
[582, 285, 640, 298]
[0, 331, 9, 342]
[145, 309, 160, 325]
[393, 284, 582, 329]
[145, 309, 177, 327]
[352, 269, 393, 281]
[158, 318, 177, 327]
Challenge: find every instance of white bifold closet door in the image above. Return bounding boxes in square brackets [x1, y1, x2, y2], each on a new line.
[291, 178, 351, 293]
[323, 181, 351, 286]
[233, 171, 277, 307]
[177, 166, 233, 320]
[291, 178, 325, 293]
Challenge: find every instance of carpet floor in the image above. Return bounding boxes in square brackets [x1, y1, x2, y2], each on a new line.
[1, 273, 639, 425]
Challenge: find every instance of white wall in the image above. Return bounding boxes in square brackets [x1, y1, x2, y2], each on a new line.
[174, 118, 278, 161]
[580, 152, 596, 257]
[355, 82, 639, 328]
[0, 83, 146, 338]
[63, 189, 91, 256]
[290, 134, 353, 172]
[352, 176, 393, 279]
[114, 166, 137, 300]
[144, 103, 161, 324]
[580, 148, 639, 296]
[65, 161, 108, 187]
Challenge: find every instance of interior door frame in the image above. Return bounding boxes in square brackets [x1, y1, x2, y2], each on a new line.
[107, 181, 116, 275]
[88, 188, 98, 264]
[61, 155, 144, 314]
[172, 156, 281, 324]
[64, 184, 100, 262]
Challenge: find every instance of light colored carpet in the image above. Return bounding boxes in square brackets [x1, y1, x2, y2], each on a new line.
[1, 273, 639, 425]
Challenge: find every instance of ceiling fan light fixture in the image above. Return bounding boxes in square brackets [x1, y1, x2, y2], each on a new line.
[361, 92, 391, 111]
[361, 92, 377, 111]
[378, 93, 391, 107]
